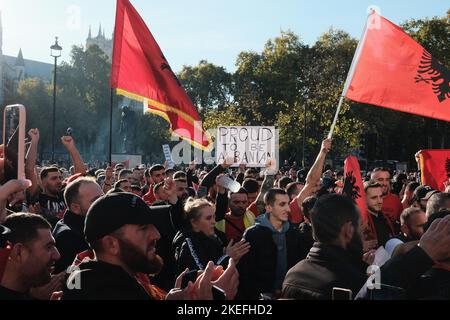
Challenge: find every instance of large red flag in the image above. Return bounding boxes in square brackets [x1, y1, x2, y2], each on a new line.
[418, 150, 450, 192]
[110, 0, 212, 150]
[342, 156, 376, 241]
[345, 12, 450, 122]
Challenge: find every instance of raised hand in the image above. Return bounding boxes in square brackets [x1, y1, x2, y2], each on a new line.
[61, 136, 76, 150]
[321, 138, 332, 153]
[28, 128, 40, 142]
[225, 239, 251, 263]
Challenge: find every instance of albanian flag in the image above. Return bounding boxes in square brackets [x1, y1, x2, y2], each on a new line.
[342, 156, 377, 241]
[110, 0, 212, 150]
[418, 150, 450, 192]
[345, 12, 450, 122]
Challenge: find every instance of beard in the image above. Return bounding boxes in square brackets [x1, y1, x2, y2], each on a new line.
[231, 207, 245, 217]
[117, 238, 164, 275]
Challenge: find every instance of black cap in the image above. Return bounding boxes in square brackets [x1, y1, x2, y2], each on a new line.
[412, 185, 439, 202]
[84, 192, 157, 245]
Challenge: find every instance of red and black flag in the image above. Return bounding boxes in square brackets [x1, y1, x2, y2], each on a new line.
[110, 0, 213, 150]
[342, 156, 377, 240]
[345, 12, 450, 121]
[418, 150, 450, 192]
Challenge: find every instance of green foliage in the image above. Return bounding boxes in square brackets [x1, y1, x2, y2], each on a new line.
[15, 44, 172, 162]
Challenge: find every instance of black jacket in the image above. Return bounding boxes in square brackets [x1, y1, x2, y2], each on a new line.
[53, 210, 89, 273]
[409, 267, 450, 300]
[0, 286, 33, 300]
[297, 222, 315, 261]
[61, 260, 152, 300]
[237, 222, 302, 300]
[148, 200, 183, 291]
[282, 243, 434, 300]
[173, 229, 228, 275]
[282, 243, 368, 300]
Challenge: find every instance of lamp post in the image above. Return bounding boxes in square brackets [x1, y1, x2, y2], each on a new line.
[50, 37, 62, 163]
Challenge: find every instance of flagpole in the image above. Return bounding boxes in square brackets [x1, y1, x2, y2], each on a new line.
[328, 11, 374, 139]
[109, 88, 114, 165]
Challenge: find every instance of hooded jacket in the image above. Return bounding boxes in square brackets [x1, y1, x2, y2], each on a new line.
[237, 214, 301, 299]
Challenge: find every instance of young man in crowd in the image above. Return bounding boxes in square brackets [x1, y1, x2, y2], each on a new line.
[53, 177, 104, 273]
[0, 213, 62, 300]
[143, 165, 166, 205]
[237, 189, 302, 299]
[216, 188, 255, 244]
[370, 168, 403, 226]
[282, 194, 450, 300]
[364, 181, 396, 247]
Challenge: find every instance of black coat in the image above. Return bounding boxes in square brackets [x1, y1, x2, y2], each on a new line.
[282, 243, 434, 300]
[297, 222, 315, 261]
[53, 210, 89, 273]
[62, 260, 152, 300]
[282, 243, 368, 300]
[237, 223, 302, 300]
[173, 229, 228, 275]
[148, 201, 183, 291]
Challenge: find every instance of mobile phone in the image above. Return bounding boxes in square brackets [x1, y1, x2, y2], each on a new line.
[332, 287, 353, 300]
[1, 105, 26, 184]
[181, 270, 198, 289]
[197, 186, 208, 198]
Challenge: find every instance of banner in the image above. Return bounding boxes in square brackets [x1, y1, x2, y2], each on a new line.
[216, 126, 278, 167]
[162, 144, 175, 169]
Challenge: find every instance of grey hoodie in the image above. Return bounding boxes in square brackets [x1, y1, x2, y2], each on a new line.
[255, 214, 290, 292]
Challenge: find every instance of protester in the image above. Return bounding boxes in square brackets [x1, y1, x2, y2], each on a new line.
[282, 194, 450, 300]
[61, 193, 238, 300]
[0, 213, 62, 300]
[216, 188, 255, 243]
[173, 198, 250, 276]
[237, 189, 302, 299]
[142, 165, 166, 204]
[425, 192, 450, 219]
[297, 196, 317, 261]
[385, 207, 427, 256]
[363, 181, 396, 247]
[401, 181, 420, 209]
[113, 179, 132, 193]
[370, 168, 403, 226]
[53, 177, 103, 273]
[413, 185, 439, 212]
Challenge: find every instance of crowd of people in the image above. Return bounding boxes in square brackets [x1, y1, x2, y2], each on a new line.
[0, 128, 449, 300]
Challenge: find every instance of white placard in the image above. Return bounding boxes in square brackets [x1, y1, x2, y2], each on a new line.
[216, 126, 277, 168]
[162, 144, 175, 169]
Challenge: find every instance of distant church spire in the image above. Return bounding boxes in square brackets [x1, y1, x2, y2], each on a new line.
[15, 48, 25, 67]
[88, 25, 92, 39]
[98, 24, 102, 38]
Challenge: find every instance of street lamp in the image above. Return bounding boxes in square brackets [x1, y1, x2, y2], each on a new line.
[50, 37, 62, 163]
